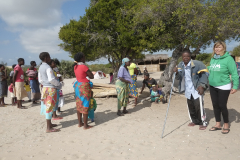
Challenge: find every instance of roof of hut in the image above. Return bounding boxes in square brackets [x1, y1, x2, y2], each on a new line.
[141, 54, 169, 62]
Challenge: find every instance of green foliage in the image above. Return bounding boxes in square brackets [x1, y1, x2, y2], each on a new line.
[88, 64, 113, 74]
[59, 0, 240, 73]
[231, 45, 240, 56]
[58, 60, 75, 79]
[196, 53, 212, 66]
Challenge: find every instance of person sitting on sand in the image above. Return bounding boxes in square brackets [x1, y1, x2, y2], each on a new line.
[13, 58, 28, 109]
[151, 85, 164, 104]
[73, 52, 94, 130]
[140, 73, 165, 103]
[88, 91, 97, 122]
[173, 50, 208, 130]
[38, 52, 62, 133]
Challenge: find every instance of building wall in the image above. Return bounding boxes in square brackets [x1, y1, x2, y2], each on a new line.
[138, 64, 160, 72]
[235, 56, 240, 62]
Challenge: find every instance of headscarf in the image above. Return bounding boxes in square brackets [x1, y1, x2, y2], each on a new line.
[121, 58, 130, 67]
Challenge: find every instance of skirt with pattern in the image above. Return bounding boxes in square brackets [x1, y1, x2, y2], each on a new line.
[129, 75, 138, 98]
[73, 81, 91, 114]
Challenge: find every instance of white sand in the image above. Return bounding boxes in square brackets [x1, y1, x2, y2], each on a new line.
[0, 72, 240, 160]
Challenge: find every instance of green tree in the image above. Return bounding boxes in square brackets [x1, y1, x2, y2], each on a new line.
[59, 0, 240, 93]
[196, 53, 212, 66]
[131, 0, 240, 94]
[231, 45, 240, 56]
[59, 0, 147, 80]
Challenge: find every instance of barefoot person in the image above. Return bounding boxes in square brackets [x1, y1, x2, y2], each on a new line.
[139, 73, 165, 103]
[0, 64, 8, 107]
[27, 61, 41, 104]
[13, 58, 28, 109]
[88, 91, 97, 122]
[173, 50, 208, 130]
[116, 58, 132, 116]
[208, 41, 239, 134]
[151, 85, 165, 104]
[49, 59, 63, 120]
[38, 52, 62, 133]
[73, 52, 94, 130]
[127, 57, 138, 106]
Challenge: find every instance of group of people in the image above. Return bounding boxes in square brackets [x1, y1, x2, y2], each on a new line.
[115, 41, 238, 134]
[0, 41, 238, 134]
[0, 59, 41, 108]
[115, 57, 166, 116]
[173, 41, 238, 134]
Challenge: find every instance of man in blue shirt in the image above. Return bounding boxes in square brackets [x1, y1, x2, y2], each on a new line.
[173, 50, 208, 130]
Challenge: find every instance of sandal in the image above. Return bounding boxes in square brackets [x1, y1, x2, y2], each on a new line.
[52, 117, 63, 120]
[117, 111, 124, 116]
[188, 123, 195, 127]
[199, 125, 207, 130]
[46, 129, 60, 133]
[18, 106, 28, 109]
[122, 110, 129, 114]
[221, 128, 230, 134]
[209, 127, 222, 131]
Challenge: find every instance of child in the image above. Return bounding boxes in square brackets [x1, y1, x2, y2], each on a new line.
[151, 85, 165, 104]
[24, 80, 31, 102]
[26, 67, 37, 77]
[88, 91, 97, 122]
[57, 89, 64, 114]
[110, 72, 113, 83]
[9, 82, 17, 106]
[49, 59, 63, 120]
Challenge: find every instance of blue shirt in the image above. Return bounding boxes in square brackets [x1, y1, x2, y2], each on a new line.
[184, 61, 199, 100]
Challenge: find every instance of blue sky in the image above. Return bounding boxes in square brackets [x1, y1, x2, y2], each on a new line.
[0, 0, 239, 66]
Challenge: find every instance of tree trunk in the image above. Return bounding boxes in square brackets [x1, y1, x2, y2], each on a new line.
[158, 45, 184, 96]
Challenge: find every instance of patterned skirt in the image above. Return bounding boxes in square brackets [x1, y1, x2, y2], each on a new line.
[40, 87, 58, 119]
[129, 75, 138, 98]
[116, 80, 129, 109]
[73, 81, 91, 114]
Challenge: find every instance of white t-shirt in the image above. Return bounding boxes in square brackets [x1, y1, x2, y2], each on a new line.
[214, 83, 231, 90]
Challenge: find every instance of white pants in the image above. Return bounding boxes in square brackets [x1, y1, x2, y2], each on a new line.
[27, 91, 31, 100]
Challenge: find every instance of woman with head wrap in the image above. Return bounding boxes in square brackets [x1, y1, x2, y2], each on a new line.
[116, 58, 132, 116]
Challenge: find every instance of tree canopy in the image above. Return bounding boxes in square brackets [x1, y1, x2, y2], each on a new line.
[231, 45, 240, 56]
[59, 0, 240, 89]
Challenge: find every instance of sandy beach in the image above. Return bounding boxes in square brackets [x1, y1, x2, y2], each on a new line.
[0, 72, 240, 160]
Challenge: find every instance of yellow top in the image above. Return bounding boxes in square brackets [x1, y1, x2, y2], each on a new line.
[197, 69, 209, 74]
[24, 84, 31, 92]
[127, 63, 137, 75]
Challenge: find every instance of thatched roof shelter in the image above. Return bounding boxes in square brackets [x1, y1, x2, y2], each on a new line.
[137, 54, 169, 62]
[144, 54, 168, 61]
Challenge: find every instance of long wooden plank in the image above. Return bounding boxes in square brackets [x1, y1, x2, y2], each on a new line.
[93, 83, 116, 88]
